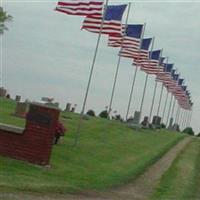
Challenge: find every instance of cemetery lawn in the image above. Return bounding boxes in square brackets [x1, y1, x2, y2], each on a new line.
[0, 98, 187, 194]
[151, 138, 200, 200]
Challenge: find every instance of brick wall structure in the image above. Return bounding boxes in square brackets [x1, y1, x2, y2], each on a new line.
[0, 103, 60, 166]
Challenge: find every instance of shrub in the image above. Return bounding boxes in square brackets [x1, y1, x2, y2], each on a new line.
[99, 110, 108, 119]
[182, 127, 194, 136]
[86, 109, 95, 117]
[161, 123, 166, 129]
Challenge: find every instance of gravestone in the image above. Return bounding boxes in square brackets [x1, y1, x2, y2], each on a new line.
[71, 107, 75, 113]
[152, 116, 161, 125]
[14, 102, 30, 118]
[65, 103, 71, 112]
[15, 95, 21, 102]
[0, 87, 6, 97]
[141, 116, 149, 128]
[172, 123, 180, 132]
[132, 111, 140, 124]
[152, 116, 161, 128]
[168, 118, 174, 130]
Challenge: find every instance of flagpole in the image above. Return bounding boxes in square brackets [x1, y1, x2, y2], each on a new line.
[181, 109, 186, 130]
[161, 89, 169, 123]
[182, 109, 186, 130]
[188, 107, 193, 127]
[170, 97, 176, 125]
[166, 93, 173, 126]
[183, 109, 188, 129]
[107, 2, 131, 118]
[126, 66, 138, 121]
[175, 104, 180, 124]
[138, 37, 155, 123]
[177, 107, 182, 128]
[149, 81, 158, 123]
[149, 52, 164, 123]
[125, 22, 146, 121]
[186, 110, 190, 127]
[74, 0, 109, 146]
[156, 83, 164, 117]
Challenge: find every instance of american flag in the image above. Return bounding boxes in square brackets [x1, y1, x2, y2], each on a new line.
[176, 85, 190, 109]
[108, 24, 143, 48]
[119, 37, 151, 61]
[55, 0, 104, 16]
[156, 63, 174, 83]
[82, 4, 127, 36]
[165, 72, 179, 93]
[139, 50, 163, 75]
[132, 38, 152, 64]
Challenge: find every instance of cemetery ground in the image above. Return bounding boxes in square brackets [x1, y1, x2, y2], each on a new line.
[0, 97, 200, 199]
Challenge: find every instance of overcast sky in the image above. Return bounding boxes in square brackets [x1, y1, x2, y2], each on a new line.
[1, 0, 200, 133]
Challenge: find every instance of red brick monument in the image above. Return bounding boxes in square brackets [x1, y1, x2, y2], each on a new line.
[0, 103, 60, 166]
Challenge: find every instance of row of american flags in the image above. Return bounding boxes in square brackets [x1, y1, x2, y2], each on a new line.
[55, 0, 193, 130]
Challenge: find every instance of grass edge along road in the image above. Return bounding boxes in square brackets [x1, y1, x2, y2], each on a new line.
[0, 98, 187, 194]
[151, 138, 200, 200]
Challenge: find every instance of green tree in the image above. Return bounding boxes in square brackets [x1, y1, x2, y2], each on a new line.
[86, 109, 95, 117]
[0, 7, 12, 34]
[182, 127, 194, 136]
[99, 110, 108, 119]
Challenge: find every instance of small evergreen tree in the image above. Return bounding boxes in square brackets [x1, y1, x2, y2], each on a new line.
[182, 127, 194, 136]
[86, 109, 95, 117]
[99, 110, 108, 119]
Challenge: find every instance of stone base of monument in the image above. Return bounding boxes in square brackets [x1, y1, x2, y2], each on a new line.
[13, 102, 30, 118]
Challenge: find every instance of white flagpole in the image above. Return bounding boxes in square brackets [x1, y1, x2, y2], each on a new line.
[175, 104, 180, 124]
[138, 37, 155, 123]
[149, 81, 158, 123]
[186, 110, 190, 127]
[182, 109, 187, 130]
[188, 107, 193, 127]
[161, 89, 169, 123]
[125, 23, 146, 121]
[149, 52, 164, 123]
[170, 97, 176, 125]
[74, 0, 109, 146]
[166, 93, 173, 126]
[178, 107, 182, 128]
[156, 83, 164, 117]
[107, 2, 131, 118]
[183, 109, 188, 129]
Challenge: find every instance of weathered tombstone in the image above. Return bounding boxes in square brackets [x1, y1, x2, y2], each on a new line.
[71, 107, 75, 113]
[168, 117, 174, 130]
[173, 123, 180, 132]
[0, 87, 6, 97]
[127, 111, 141, 129]
[14, 102, 30, 118]
[132, 111, 140, 124]
[65, 103, 71, 112]
[141, 116, 149, 128]
[152, 116, 161, 128]
[15, 95, 21, 102]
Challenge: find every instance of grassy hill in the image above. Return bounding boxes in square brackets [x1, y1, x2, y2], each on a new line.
[0, 97, 186, 194]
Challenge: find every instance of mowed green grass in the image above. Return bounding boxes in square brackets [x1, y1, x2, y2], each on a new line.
[151, 138, 200, 200]
[0, 97, 186, 193]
